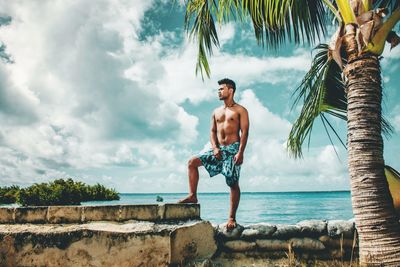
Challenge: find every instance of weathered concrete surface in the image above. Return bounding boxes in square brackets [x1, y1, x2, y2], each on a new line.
[47, 206, 82, 224]
[0, 204, 200, 224]
[14, 207, 48, 224]
[82, 205, 121, 222]
[120, 204, 158, 221]
[0, 208, 14, 224]
[0, 220, 216, 267]
[170, 221, 217, 265]
[163, 204, 200, 221]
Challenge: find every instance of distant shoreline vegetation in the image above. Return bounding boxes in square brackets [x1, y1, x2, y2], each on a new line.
[0, 178, 119, 206]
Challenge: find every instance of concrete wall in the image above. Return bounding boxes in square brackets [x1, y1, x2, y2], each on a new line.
[0, 204, 214, 267]
[212, 219, 358, 265]
[0, 205, 358, 266]
[0, 204, 200, 224]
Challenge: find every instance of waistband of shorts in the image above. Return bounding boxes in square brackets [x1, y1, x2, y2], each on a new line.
[220, 141, 240, 148]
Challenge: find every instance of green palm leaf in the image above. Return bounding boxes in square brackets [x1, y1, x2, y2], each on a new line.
[287, 43, 393, 158]
[287, 44, 345, 158]
[184, 0, 330, 77]
[185, 0, 220, 78]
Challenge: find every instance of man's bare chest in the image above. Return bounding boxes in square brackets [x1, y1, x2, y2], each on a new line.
[215, 110, 239, 124]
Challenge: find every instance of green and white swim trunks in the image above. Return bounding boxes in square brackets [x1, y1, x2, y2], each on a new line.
[198, 142, 241, 187]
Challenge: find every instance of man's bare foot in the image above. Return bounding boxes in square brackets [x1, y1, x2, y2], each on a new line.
[226, 218, 237, 231]
[178, 194, 198, 203]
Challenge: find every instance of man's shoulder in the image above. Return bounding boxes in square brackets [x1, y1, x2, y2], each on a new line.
[235, 103, 248, 113]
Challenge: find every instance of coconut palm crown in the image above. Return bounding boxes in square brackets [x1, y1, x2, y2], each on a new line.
[183, 0, 400, 265]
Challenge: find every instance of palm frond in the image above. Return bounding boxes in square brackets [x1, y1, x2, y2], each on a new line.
[287, 43, 393, 158]
[185, 0, 220, 79]
[184, 0, 332, 78]
[287, 44, 346, 158]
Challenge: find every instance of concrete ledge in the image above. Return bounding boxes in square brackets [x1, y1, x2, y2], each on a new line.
[0, 204, 200, 224]
[0, 220, 216, 267]
[15, 207, 48, 224]
[120, 204, 158, 221]
[0, 208, 14, 223]
[82, 205, 120, 222]
[47, 206, 82, 224]
[163, 203, 200, 221]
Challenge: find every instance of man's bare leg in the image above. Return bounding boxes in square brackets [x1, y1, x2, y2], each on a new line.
[227, 182, 240, 230]
[178, 157, 202, 203]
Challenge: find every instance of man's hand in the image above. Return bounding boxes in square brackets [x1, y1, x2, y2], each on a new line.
[213, 147, 222, 160]
[233, 152, 243, 165]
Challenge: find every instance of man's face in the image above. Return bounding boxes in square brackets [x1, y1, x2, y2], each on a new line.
[218, 84, 230, 100]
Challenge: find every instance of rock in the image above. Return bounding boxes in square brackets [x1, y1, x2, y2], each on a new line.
[216, 223, 244, 240]
[297, 220, 327, 236]
[271, 224, 301, 239]
[327, 220, 355, 238]
[319, 235, 356, 248]
[241, 223, 276, 239]
[256, 239, 289, 251]
[289, 238, 325, 251]
[223, 240, 256, 252]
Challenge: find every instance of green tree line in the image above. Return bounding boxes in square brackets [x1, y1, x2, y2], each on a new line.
[0, 178, 119, 206]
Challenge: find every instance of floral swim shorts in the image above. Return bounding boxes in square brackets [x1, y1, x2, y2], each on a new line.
[198, 142, 241, 187]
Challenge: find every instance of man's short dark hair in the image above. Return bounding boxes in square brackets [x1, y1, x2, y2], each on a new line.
[218, 78, 236, 92]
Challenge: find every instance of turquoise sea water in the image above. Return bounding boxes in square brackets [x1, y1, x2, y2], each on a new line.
[82, 191, 353, 225]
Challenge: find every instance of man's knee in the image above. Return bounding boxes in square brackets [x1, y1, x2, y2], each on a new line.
[188, 157, 201, 168]
[230, 182, 240, 190]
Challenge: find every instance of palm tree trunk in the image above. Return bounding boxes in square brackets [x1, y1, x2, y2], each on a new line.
[343, 24, 400, 266]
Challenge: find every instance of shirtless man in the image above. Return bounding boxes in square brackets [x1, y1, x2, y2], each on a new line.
[179, 78, 249, 230]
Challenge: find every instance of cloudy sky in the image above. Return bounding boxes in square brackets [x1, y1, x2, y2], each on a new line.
[0, 0, 399, 193]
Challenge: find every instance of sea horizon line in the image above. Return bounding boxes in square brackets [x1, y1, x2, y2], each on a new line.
[118, 190, 351, 194]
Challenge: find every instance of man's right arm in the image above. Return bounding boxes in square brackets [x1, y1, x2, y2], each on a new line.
[210, 112, 221, 159]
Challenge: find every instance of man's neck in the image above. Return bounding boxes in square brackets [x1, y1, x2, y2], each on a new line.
[223, 99, 235, 108]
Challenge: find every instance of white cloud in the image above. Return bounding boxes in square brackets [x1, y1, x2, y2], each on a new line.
[0, 0, 351, 193]
[239, 89, 291, 140]
[236, 89, 348, 192]
[0, 0, 200, 186]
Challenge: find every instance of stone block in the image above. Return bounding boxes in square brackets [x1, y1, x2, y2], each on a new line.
[319, 235, 356, 248]
[271, 224, 301, 238]
[297, 220, 327, 236]
[82, 205, 120, 222]
[169, 221, 217, 265]
[15, 207, 48, 224]
[289, 237, 325, 251]
[241, 223, 276, 239]
[256, 239, 289, 251]
[327, 220, 355, 238]
[47, 206, 82, 223]
[161, 204, 200, 221]
[216, 223, 244, 240]
[0, 208, 15, 223]
[120, 204, 158, 221]
[223, 240, 256, 252]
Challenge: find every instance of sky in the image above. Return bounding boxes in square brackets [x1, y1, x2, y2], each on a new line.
[0, 0, 399, 193]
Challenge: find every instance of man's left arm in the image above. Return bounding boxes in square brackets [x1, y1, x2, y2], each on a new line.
[234, 107, 249, 165]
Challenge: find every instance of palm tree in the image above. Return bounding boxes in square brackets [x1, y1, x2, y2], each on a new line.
[183, 0, 400, 265]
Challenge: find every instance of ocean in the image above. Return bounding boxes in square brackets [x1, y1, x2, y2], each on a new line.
[82, 191, 353, 225]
